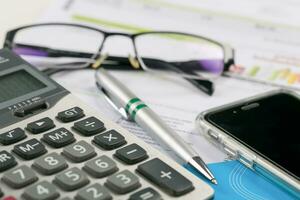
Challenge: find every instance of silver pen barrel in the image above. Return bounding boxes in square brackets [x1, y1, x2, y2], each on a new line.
[96, 68, 217, 183]
[134, 107, 197, 162]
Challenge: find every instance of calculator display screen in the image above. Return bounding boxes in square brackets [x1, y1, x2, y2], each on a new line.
[0, 69, 46, 103]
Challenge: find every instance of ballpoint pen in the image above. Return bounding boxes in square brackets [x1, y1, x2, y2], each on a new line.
[95, 68, 217, 184]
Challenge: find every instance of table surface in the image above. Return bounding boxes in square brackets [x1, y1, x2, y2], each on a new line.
[0, 0, 52, 46]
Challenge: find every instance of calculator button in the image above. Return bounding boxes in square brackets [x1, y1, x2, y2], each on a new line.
[26, 117, 55, 134]
[53, 167, 90, 191]
[115, 143, 148, 164]
[22, 181, 59, 200]
[13, 139, 47, 160]
[83, 155, 118, 178]
[93, 130, 126, 150]
[129, 187, 162, 200]
[105, 170, 141, 194]
[62, 140, 96, 162]
[57, 107, 85, 122]
[2, 165, 38, 189]
[0, 151, 17, 172]
[42, 128, 75, 148]
[0, 188, 3, 197]
[2, 196, 16, 200]
[33, 152, 68, 175]
[73, 117, 105, 136]
[137, 158, 194, 196]
[0, 128, 26, 145]
[75, 183, 112, 200]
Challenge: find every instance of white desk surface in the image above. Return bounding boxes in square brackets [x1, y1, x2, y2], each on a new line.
[0, 0, 52, 46]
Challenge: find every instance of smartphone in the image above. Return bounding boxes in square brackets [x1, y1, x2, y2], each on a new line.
[196, 89, 300, 196]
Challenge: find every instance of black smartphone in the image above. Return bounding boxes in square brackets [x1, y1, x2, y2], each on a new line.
[197, 90, 300, 195]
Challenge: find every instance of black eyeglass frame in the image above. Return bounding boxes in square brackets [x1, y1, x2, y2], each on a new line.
[4, 22, 235, 95]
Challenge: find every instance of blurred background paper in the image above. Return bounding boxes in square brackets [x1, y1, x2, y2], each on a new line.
[41, 0, 300, 89]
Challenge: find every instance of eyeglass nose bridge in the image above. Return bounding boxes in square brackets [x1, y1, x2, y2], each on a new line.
[93, 33, 141, 69]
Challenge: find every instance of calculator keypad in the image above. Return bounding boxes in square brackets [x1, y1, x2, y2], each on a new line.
[0, 151, 17, 172]
[13, 139, 47, 160]
[54, 167, 90, 191]
[129, 187, 161, 200]
[73, 117, 106, 136]
[137, 158, 194, 196]
[105, 170, 141, 194]
[83, 155, 118, 178]
[57, 107, 85, 123]
[42, 128, 75, 148]
[93, 130, 127, 150]
[62, 140, 96, 163]
[0, 106, 199, 199]
[32, 152, 68, 175]
[2, 165, 38, 189]
[22, 181, 59, 200]
[26, 117, 55, 134]
[0, 128, 26, 145]
[115, 143, 148, 164]
[75, 183, 112, 200]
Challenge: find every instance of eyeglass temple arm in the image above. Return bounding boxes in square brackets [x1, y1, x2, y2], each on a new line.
[12, 43, 136, 66]
[142, 58, 214, 95]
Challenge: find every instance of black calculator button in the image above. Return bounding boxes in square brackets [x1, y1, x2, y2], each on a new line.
[26, 117, 55, 134]
[0, 151, 17, 172]
[115, 143, 148, 164]
[93, 130, 126, 150]
[129, 187, 162, 200]
[137, 158, 194, 196]
[73, 117, 106, 136]
[57, 107, 85, 122]
[13, 139, 47, 160]
[0, 128, 26, 145]
[42, 128, 75, 148]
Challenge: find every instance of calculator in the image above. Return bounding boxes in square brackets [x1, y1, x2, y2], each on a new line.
[0, 49, 214, 200]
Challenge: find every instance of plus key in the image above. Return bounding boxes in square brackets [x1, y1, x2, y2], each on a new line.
[137, 158, 194, 196]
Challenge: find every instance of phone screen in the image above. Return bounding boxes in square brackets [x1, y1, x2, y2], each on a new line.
[205, 92, 300, 180]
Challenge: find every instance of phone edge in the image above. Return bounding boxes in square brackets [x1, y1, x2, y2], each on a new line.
[195, 88, 300, 197]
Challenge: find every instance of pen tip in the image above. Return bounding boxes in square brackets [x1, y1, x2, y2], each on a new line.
[211, 179, 218, 185]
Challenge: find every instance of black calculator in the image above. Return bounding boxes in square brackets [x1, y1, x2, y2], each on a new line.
[0, 49, 214, 200]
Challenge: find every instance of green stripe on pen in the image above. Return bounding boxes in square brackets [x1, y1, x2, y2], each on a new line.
[125, 98, 141, 113]
[131, 104, 148, 120]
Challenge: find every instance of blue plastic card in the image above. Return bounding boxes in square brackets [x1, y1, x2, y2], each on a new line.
[185, 160, 298, 200]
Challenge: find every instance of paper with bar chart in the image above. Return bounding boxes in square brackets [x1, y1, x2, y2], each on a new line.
[39, 0, 300, 90]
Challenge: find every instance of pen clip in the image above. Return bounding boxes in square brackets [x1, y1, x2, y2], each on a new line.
[95, 71, 131, 121]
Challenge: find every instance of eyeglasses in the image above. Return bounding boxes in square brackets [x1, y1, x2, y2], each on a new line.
[4, 23, 235, 95]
